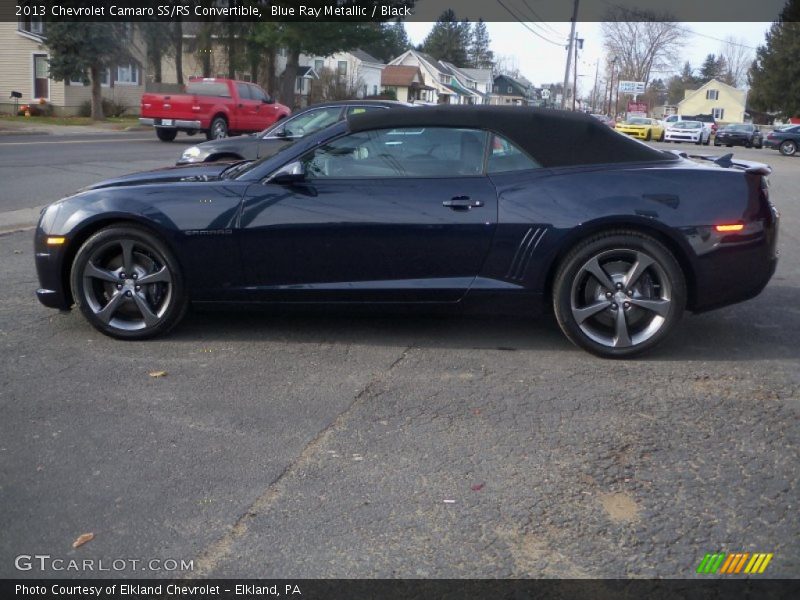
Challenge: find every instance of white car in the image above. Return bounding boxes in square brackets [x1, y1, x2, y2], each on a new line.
[664, 120, 711, 145]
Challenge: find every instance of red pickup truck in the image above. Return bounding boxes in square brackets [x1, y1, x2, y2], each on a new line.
[139, 78, 290, 142]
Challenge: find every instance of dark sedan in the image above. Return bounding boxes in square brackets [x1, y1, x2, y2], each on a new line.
[714, 123, 764, 148]
[34, 106, 778, 358]
[177, 99, 412, 165]
[764, 124, 800, 156]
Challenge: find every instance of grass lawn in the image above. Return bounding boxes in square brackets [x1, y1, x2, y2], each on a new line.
[0, 114, 140, 128]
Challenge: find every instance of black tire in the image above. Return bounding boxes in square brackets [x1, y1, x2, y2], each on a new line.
[552, 230, 686, 358]
[703, 135, 710, 146]
[207, 116, 228, 140]
[714, 141, 721, 147]
[779, 140, 796, 156]
[70, 225, 188, 340]
[658, 131, 665, 142]
[156, 128, 178, 142]
[645, 130, 652, 141]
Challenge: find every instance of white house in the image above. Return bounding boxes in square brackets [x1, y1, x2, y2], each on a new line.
[389, 49, 480, 105]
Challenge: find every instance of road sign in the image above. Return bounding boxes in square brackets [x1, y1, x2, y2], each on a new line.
[541, 89, 551, 99]
[618, 81, 646, 95]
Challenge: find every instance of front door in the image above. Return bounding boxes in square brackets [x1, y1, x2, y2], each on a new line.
[239, 126, 498, 302]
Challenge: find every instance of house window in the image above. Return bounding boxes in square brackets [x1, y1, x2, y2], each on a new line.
[337, 61, 347, 77]
[295, 77, 304, 94]
[32, 53, 49, 99]
[439, 74, 450, 84]
[18, 15, 44, 36]
[706, 89, 719, 100]
[314, 59, 324, 73]
[508, 86, 513, 94]
[69, 72, 86, 86]
[116, 64, 140, 85]
[100, 68, 110, 87]
[712, 107, 725, 120]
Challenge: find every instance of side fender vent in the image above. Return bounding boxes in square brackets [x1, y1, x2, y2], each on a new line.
[507, 227, 548, 281]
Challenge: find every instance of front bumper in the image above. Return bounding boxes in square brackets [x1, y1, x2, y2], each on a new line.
[665, 132, 701, 142]
[616, 128, 649, 140]
[715, 135, 750, 146]
[140, 118, 202, 129]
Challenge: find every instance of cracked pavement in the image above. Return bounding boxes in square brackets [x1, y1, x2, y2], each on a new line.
[0, 140, 797, 579]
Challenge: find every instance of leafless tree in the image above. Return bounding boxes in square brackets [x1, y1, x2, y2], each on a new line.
[718, 36, 753, 88]
[602, 7, 686, 85]
[309, 67, 365, 104]
[493, 55, 521, 80]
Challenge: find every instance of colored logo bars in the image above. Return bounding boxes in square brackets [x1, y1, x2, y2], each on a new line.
[696, 553, 773, 574]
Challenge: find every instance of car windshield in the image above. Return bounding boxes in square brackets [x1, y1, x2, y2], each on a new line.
[625, 118, 649, 125]
[672, 121, 702, 129]
[722, 124, 752, 132]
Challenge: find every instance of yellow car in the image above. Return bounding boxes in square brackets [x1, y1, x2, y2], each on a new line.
[615, 117, 665, 142]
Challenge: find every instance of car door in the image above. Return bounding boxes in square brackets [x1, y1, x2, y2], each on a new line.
[234, 83, 260, 132]
[238, 126, 498, 302]
[247, 84, 278, 129]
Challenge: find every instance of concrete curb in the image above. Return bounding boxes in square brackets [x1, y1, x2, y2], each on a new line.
[0, 206, 44, 234]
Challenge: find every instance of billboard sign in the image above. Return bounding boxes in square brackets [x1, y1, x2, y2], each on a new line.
[618, 81, 646, 95]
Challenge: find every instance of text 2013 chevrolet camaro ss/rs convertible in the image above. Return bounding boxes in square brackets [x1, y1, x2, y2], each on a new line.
[34, 106, 779, 358]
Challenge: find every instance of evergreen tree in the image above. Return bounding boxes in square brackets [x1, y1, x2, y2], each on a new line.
[421, 10, 472, 66]
[469, 20, 494, 69]
[362, 21, 411, 63]
[699, 53, 719, 81]
[749, 0, 800, 118]
[45, 22, 132, 120]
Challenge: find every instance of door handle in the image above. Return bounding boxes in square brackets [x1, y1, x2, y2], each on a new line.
[443, 196, 484, 210]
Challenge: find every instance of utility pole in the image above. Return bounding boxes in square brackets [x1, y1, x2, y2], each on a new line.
[592, 59, 599, 112]
[561, 0, 580, 109]
[572, 33, 578, 111]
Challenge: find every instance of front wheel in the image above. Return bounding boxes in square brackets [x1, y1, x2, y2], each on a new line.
[553, 231, 686, 358]
[780, 140, 796, 156]
[658, 131, 665, 142]
[156, 128, 177, 142]
[70, 226, 188, 339]
[645, 130, 652, 141]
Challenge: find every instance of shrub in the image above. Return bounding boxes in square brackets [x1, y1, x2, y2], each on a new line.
[77, 98, 128, 118]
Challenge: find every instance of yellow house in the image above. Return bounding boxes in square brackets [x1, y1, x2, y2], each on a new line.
[678, 78, 747, 125]
[0, 20, 147, 116]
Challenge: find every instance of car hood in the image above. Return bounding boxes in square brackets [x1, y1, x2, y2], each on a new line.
[80, 163, 233, 191]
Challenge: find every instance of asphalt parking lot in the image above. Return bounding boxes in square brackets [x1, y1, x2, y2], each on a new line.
[0, 133, 797, 578]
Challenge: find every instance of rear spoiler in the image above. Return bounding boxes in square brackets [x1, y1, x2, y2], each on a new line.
[670, 150, 772, 175]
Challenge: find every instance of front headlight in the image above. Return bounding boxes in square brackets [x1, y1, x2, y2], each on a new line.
[181, 146, 210, 163]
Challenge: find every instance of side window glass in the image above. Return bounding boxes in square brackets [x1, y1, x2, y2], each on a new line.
[281, 107, 343, 138]
[249, 85, 267, 102]
[302, 127, 488, 179]
[236, 83, 251, 100]
[487, 134, 541, 173]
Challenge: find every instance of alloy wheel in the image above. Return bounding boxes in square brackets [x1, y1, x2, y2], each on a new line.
[569, 249, 672, 349]
[81, 238, 174, 332]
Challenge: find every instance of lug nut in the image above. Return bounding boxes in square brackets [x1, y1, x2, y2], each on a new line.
[606, 292, 612, 299]
[125, 291, 132, 297]
[611, 303, 618, 310]
[616, 283, 623, 290]
[135, 286, 141, 291]
[119, 272, 126, 279]
[624, 302, 631, 309]
[132, 273, 138, 280]
[627, 290, 633, 296]
[116, 284, 122, 290]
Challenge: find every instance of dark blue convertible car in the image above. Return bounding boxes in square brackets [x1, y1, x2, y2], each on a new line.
[34, 106, 779, 357]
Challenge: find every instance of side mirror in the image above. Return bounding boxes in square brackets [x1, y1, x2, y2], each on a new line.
[264, 96, 275, 104]
[268, 161, 305, 185]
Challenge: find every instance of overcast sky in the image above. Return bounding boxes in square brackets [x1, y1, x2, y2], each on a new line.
[404, 21, 771, 91]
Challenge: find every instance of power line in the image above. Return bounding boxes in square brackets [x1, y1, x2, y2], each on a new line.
[518, 0, 567, 37]
[496, 0, 566, 47]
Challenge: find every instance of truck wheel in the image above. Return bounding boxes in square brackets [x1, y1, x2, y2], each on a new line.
[156, 128, 177, 142]
[207, 117, 228, 140]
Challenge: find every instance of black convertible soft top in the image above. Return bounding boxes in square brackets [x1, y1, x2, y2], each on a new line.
[347, 105, 675, 168]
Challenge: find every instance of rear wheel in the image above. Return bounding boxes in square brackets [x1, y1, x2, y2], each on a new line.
[780, 140, 796, 156]
[207, 117, 228, 140]
[658, 130, 665, 142]
[156, 128, 177, 142]
[645, 130, 652, 141]
[553, 231, 686, 358]
[70, 225, 188, 340]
